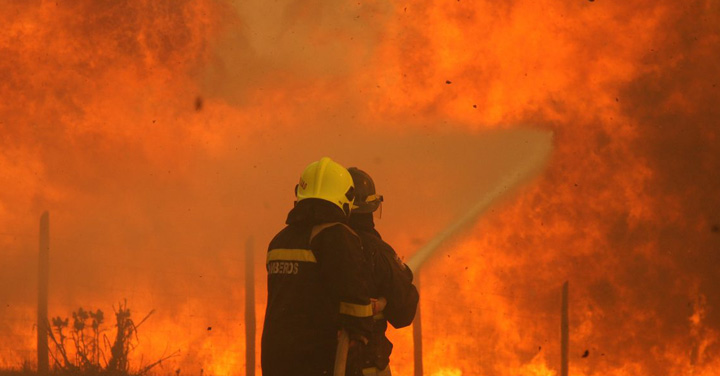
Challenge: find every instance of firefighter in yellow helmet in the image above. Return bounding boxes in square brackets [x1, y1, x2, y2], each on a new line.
[346, 167, 419, 376]
[261, 157, 374, 376]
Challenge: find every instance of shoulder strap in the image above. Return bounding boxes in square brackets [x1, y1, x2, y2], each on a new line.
[310, 222, 359, 244]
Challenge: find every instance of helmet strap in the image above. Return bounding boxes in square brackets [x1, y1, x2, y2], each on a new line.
[373, 202, 383, 220]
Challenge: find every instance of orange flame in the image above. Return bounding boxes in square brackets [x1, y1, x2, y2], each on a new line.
[2, 0, 720, 375]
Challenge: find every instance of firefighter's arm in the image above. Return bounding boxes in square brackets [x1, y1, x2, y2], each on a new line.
[312, 224, 374, 340]
[376, 243, 419, 328]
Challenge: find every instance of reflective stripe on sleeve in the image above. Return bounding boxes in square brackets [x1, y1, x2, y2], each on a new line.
[266, 249, 317, 264]
[339, 302, 373, 318]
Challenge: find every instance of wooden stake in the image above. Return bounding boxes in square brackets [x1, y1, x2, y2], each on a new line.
[245, 237, 256, 376]
[413, 275, 423, 376]
[561, 281, 569, 376]
[37, 211, 49, 376]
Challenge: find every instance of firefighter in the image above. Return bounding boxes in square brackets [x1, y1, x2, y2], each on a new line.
[346, 167, 419, 376]
[261, 157, 374, 376]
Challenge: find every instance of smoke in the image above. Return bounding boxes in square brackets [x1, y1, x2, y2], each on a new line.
[201, 0, 394, 105]
[413, 2, 720, 375]
[622, 0, 720, 354]
[1, 0, 719, 374]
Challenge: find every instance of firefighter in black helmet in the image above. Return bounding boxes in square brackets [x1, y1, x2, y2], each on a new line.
[346, 167, 419, 376]
[261, 157, 374, 376]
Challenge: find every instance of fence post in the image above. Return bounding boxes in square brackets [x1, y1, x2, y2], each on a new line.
[38, 211, 49, 376]
[413, 275, 423, 376]
[561, 281, 569, 376]
[245, 237, 256, 376]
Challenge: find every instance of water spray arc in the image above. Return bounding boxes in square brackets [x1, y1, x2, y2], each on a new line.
[406, 139, 551, 271]
[404, 139, 551, 375]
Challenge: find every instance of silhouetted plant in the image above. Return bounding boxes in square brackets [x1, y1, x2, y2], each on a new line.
[46, 300, 173, 376]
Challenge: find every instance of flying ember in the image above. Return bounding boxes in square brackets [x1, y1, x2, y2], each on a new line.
[1, 1, 719, 375]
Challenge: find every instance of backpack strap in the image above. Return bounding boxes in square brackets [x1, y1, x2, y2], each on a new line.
[310, 222, 359, 244]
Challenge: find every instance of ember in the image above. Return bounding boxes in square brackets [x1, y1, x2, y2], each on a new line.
[1, 1, 719, 375]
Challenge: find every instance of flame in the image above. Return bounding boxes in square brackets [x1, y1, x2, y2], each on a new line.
[431, 368, 463, 376]
[2, 0, 720, 375]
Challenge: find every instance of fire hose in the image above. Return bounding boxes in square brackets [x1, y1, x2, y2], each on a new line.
[334, 330, 350, 376]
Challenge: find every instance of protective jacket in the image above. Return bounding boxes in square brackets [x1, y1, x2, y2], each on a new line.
[347, 213, 419, 375]
[261, 199, 374, 376]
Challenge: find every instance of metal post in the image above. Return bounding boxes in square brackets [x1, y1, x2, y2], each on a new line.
[561, 281, 569, 376]
[245, 237, 256, 376]
[38, 211, 49, 376]
[413, 276, 423, 376]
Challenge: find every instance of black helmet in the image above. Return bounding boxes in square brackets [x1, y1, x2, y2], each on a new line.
[348, 167, 383, 214]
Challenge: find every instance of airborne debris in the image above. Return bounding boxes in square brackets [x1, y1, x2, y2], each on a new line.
[207, 326, 212, 331]
[195, 96, 203, 111]
[445, 80, 452, 84]
[582, 350, 589, 358]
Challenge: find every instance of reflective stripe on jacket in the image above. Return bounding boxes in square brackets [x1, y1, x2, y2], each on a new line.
[348, 213, 420, 374]
[261, 199, 374, 376]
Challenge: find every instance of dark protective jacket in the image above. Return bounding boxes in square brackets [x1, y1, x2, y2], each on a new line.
[347, 213, 419, 374]
[261, 199, 374, 376]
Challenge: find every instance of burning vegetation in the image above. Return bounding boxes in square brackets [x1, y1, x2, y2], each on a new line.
[46, 302, 168, 376]
[1, 0, 720, 376]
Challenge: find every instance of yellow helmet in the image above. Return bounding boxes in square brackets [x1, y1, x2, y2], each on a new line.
[296, 157, 355, 215]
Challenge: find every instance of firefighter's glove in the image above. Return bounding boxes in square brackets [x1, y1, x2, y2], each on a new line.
[371, 297, 387, 314]
[339, 330, 368, 346]
[349, 336, 369, 347]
